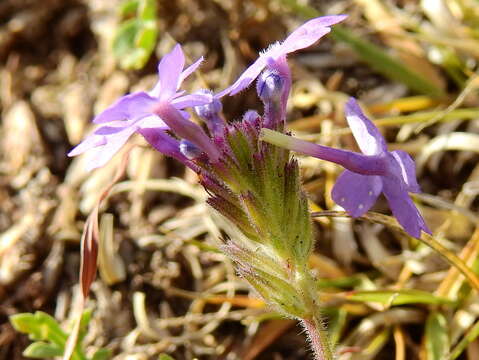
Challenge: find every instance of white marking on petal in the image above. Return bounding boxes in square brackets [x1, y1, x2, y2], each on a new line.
[358, 204, 364, 210]
[347, 114, 380, 155]
[392, 151, 409, 186]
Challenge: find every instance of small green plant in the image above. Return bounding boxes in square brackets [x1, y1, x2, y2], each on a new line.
[9, 310, 110, 360]
[113, 0, 159, 70]
[158, 355, 175, 360]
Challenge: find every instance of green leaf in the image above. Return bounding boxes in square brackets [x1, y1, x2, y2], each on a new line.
[10, 312, 67, 345]
[78, 308, 93, 343]
[9, 311, 96, 360]
[137, 22, 157, 49]
[10, 314, 41, 339]
[23, 342, 64, 358]
[278, 0, 445, 96]
[138, 0, 157, 21]
[113, 19, 139, 55]
[119, 0, 139, 17]
[159, 355, 176, 360]
[113, 0, 158, 70]
[425, 312, 449, 360]
[34, 312, 67, 347]
[91, 348, 112, 360]
[345, 289, 454, 306]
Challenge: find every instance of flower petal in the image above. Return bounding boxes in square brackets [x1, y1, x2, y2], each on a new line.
[84, 125, 139, 171]
[216, 55, 268, 97]
[390, 150, 421, 193]
[67, 132, 107, 157]
[137, 115, 168, 129]
[332, 170, 383, 217]
[93, 92, 157, 124]
[345, 97, 387, 156]
[171, 92, 213, 109]
[179, 56, 204, 85]
[280, 15, 347, 54]
[382, 177, 431, 238]
[157, 44, 185, 100]
[139, 128, 181, 157]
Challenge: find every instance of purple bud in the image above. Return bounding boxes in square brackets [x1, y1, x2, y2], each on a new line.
[153, 101, 220, 162]
[194, 90, 225, 137]
[179, 139, 203, 160]
[242, 110, 261, 124]
[195, 90, 223, 119]
[256, 69, 284, 104]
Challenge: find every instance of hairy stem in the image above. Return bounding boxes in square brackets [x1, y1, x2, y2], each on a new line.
[302, 317, 333, 360]
[296, 271, 333, 360]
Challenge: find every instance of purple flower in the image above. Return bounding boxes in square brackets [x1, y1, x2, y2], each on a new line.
[261, 98, 430, 238]
[217, 15, 347, 98]
[68, 44, 212, 170]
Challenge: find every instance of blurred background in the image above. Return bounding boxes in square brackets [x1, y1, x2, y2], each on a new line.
[2, 0, 479, 359]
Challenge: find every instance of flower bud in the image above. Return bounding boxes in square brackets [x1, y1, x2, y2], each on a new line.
[195, 90, 223, 120]
[242, 110, 260, 124]
[256, 69, 284, 104]
[194, 90, 225, 137]
[179, 139, 203, 160]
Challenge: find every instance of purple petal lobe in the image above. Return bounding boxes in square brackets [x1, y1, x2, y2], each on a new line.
[171, 93, 213, 108]
[157, 44, 185, 100]
[179, 56, 204, 84]
[390, 150, 421, 193]
[345, 97, 387, 156]
[84, 125, 139, 171]
[382, 177, 431, 238]
[137, 115, 168, 129]
[139, 128, 180, 157]
[93, 92, 157, 124]
[280, 15, 346, 54]
[94, 123, 131, 135]
[332, 170, 383, 217]
[217, 56, 268, 97]
[68, 132, 107, 157]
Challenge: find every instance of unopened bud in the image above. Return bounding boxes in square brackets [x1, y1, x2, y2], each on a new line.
[242, 110, 261, 125]
[256, 69, 284, 104]
[194, 90, 225, 137]
[179, 139, 203, 160]
[194, 90, 223, 120]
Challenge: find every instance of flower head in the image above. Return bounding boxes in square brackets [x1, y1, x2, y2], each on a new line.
[217, 15, 347, 97]
[261, 98, 430, 238]
[68, 44, 211, 170]
[332, 98, 428, 237]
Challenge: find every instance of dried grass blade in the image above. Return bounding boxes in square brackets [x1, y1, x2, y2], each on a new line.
[450, 319, 479, 359]
[278, 0, 445, 96]
[393, 326, 406, 360]
[63, 145, 133, 360]
[242, 319, 296, 360]
[436, 225, 479, 299]
[311, 211, 479, 293]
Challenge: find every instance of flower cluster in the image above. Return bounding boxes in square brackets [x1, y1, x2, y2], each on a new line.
[69, 14, 429, 360]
